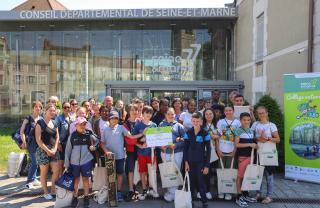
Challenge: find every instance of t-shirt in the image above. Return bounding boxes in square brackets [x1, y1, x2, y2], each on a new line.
[216, 118, 241, 153]
[133, 121, 157, 156]
[251, 121, 278, 149]
[102, 124, 129, 160]
[179, 111, 193, 130]
[235, 127, 255, 157]
[99, 119, 109, 139]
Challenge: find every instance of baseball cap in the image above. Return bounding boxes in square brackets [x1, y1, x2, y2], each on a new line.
[109, 110, 119, 119]
[74, 117, 87, 125]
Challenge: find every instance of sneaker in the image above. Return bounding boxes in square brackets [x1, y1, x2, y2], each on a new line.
[32, 179, 41, 186]
[206, 192, 212, 200]
[25, 182, 34, 189]
[71, 197, 78, 208]
[126, 191, 135, 201]
[164, 192, 174, 202]
[117, 192, 124, 202]
[83, 196, 90, 207]
[225, 193, 232, 201]
[197, 192, 201, 199]
[218, 194, 224, 199]
[148, 188, 159, 198]
[138, 190, 148, 201]
[262, 197, 273, 204]
[43, 193, 53, 200]
[236, 196, 249, 207]
[243, 195, 257, 203]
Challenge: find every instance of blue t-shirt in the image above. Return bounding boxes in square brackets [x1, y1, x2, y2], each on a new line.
[133, 121, 157, 156]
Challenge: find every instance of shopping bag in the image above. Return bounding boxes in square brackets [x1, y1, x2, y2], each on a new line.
[210, 140, 219, 163]
[92, 161, 107, 191]
[241, 149, 265, 191]
[216, 158, 237, 194]
[258, 142, 278, 166]
[54, 186, 73, 208]
[174, 171, 192, 208]
[55, 171, 74, 191]
[93, 186, 108, 204]
[147, 148, 158, 195]
[159, 151, 183, 188]
[133, 160, 140, 185]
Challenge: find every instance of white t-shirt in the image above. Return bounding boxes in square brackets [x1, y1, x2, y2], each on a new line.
[216, 118, 241, 153]
[179, 111, 193, 130]
[251, 121, 278, 138]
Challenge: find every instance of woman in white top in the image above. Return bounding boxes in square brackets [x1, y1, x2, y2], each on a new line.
[179, 99, 197, 130]
[216, 105, 241, 200]
[251, 106, 280, 204]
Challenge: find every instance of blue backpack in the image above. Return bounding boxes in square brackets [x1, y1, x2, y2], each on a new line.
[11, 116, 34, 149]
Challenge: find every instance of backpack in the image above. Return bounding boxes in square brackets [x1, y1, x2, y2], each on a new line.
[11, 116, 34, 149]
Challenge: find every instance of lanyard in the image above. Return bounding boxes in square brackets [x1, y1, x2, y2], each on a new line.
[240, 127, 253, 139]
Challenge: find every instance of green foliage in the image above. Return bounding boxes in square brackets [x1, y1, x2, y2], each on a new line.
[56, 101, 62, 110]
[254, 94, 285, 172]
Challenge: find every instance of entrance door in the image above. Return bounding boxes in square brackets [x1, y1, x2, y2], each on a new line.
[150, 90, 198, 104]
[111, 88, 149, 105]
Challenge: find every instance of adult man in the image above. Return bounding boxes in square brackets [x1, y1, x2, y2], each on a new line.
[212, 90, 225, 106]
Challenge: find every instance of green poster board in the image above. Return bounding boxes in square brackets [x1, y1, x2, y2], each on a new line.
[283, 73, 320, 183]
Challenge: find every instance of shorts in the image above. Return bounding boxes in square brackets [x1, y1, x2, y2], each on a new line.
[70, 160, 93, 178]
[36, 146, 60, 166]
[116, 159, 125, 175]
[125, 152, 136, 173]
[137, 155, 155, 173]
[238, 156, 251, 178]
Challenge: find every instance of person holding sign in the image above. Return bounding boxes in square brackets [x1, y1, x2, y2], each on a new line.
[251, 106, 280, 204]
[100, 111, 144, 202]
[234, 94, 255, 122]
[234, 112, 258, 208]
[159, 107, 185, 202]
[184, 112, 211, 208]
[133, 106, 158, 200]
[216, 105, 241, 200]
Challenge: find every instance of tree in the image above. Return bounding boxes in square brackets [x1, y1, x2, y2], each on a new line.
[254, 94, 284, 172]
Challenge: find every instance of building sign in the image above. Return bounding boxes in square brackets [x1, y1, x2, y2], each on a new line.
[283, 73, 320, 184]
[0, 8, 237, 21]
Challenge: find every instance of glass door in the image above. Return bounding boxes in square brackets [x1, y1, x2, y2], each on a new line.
[111, 88, 149, 105]
[150, 90, 198, 105]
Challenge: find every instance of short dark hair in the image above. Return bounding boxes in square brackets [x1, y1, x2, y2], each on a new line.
[142, 105, 154, 114]
[192, 112, 202, 119]
[159, 98, 169, 106]
[234, 94, 244, 100]
[225, 105, 234, 110]
[240, 112, 251, 120]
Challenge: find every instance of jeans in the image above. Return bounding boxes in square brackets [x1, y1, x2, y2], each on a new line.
[161, 151, 183, 197]
[27, 152, 38, 183]
[189, 161, 207, 203]
[257, 168, 274, 197]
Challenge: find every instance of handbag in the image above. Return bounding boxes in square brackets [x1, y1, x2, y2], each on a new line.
[258, 141, 279, 166]
[159, 150, 183, 188]
[54, 186, 73, 208]
[92, 160, 107, 191]
[241, 148, 265, 191]
[93, 186, 108, 204]
[174, 171, 192, 208]
[147, 148, 158, 195]
[55, 171, 75, 191]
[210, 140, 219, 163]
[216, 157, 237, 194]
[133, 160, 140, 185]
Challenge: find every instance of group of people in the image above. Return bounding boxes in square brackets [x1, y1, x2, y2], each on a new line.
[18, 90, 280, 208]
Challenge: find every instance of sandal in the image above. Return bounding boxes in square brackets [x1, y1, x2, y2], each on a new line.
[262, 197, 273, 204]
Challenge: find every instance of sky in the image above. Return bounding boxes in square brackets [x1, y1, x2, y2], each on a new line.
[0, 0, 234, 10]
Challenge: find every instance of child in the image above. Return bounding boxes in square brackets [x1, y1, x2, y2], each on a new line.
[100, 110, 144, 201]
[184, 112, 211, 208]
[234, 112, 258, 207]
[216, 105, 241, 200]
[133, 105, 157, 200]
[159, 107, 185, 202]
[64, 117, 100, 208]
[233, 94, 255, 122]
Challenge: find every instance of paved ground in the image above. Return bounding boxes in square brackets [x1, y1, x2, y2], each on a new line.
[0, 174, 320, 208]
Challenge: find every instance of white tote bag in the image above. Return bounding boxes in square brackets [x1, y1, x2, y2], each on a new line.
[92, 160, 108, 191]
[174, 171, 192, 208]
[93, 186, 108, 204]
[258, 142, 279, 166]
[159, 151, 183, 188]
[133, 160, 141, 185]
[210, 140, 219, 163]
[216, 158, 237, 194]
[147, 148, 158, 195]
[241, 149, 265, 191]
[54, 186, 73, 208]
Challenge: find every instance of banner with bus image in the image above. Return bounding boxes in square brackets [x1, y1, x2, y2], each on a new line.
[283, 73, 320, 184]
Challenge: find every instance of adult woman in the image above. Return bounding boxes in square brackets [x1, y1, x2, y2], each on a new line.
[179, 99, 196, 130]
[20, 101, 43, 189]
[35, 104, 60, 200]
[55, 102, 71, 175]
[69, 99, 78, 122]
[251, 106, 280, 204]
[116, 100, 127, 123]
[172, 98, 183, 122]
[82, 101, 91, 119]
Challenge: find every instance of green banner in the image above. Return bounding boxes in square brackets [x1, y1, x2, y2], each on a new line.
[284, 73, 320, 183]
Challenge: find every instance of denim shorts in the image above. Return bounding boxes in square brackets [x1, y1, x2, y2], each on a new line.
[116, 158, 125, 175]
